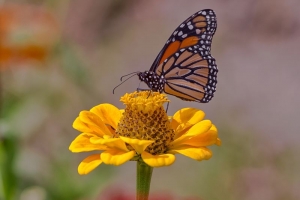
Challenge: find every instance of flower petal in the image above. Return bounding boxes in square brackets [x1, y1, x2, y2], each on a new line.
[69, 133, 107, 152]
[216, 138, 222, 146]
[72, 117, 91, 133]
[90, 137, 129, 152]
[119, 136, 154, 154]
[90, 104, 122, 130]
[177, 124, 219, 147]
[171, 108, 205, 129]
[168, 147, 212, 161]
[78, 154, 102, 175]
[101, 149, 135, 166]
[79, 111, 112, 136]
[141, 152, 175, 167]
[170, 120, 212, 147]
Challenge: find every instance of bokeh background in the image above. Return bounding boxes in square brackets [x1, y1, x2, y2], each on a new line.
[1, 0, 300, 200]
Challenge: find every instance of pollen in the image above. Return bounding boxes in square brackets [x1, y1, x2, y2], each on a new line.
[116, 91, 174, 155]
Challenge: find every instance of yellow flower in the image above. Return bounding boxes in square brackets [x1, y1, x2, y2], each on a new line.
[69, 91, 221, 175]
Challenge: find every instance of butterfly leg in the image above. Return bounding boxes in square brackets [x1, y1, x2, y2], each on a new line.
[165, 101, 169, 113]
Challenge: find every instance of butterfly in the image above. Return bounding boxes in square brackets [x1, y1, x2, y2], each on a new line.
[137, 9, 217, 103]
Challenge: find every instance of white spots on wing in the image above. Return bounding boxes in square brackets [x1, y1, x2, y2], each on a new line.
[202, 11, 206, 15]
[175, 53, 179, 57]
[173, 30, 178, 36]
[182, 34, 187, 38]
[178, 31, 183, 36]
[180, 23, 185, 28]
[196, 29, 201, 34]
[188, 25, 193, 30]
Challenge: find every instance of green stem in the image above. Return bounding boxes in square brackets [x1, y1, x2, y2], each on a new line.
[136, 161, 153, 200]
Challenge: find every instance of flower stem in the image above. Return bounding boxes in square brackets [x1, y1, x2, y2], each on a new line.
[136, 160, 153, 200]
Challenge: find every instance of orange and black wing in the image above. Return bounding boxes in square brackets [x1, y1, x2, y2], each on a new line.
[156, 46, 217, 103]
[150, 9, 217, 72]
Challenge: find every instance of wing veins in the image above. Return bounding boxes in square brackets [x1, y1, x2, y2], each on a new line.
[166, 76, 207, 88]
[165, 82, 211, 102]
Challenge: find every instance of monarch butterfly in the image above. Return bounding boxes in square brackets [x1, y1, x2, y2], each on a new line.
[137, 9, 217, 103]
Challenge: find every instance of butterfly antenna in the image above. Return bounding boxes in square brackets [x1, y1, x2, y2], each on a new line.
[120, 71, 140, 81]
[113, 73, 138, 94]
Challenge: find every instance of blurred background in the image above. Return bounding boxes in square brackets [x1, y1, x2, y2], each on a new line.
[1, 0, 300, 200]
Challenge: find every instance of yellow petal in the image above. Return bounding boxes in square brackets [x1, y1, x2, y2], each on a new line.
[72, 117, 91, 133]
[90, 137, 129, 152]
[101, 149, 135, 165]
[69, 133, 107, 152]
[119, 136, 154, 154]
[168, 147, 212, 161]
[216, 138, 222, 146]
[178, 124, 219, 147]
[79, 111, 112, 136]
[170, 120, 212, 147]
[90, 104, 122, 130]
[172, 123, 191, 140]
[171, 108, 205, 129]
[78, 154, 102, 175]
[141, 152, 175, 167]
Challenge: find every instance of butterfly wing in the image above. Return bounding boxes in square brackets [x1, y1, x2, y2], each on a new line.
[139, 9, 218, 103]
[155, 46, 217, 103]
[149, 9, 217, 72]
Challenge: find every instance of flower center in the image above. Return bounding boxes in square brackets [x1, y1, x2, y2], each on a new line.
[116, 91, 174, 155]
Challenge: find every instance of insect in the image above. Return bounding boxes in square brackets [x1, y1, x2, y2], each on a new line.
[138, 9, 218, 103]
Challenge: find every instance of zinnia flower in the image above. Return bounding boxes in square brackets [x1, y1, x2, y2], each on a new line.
[69, 91, 221, 175]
